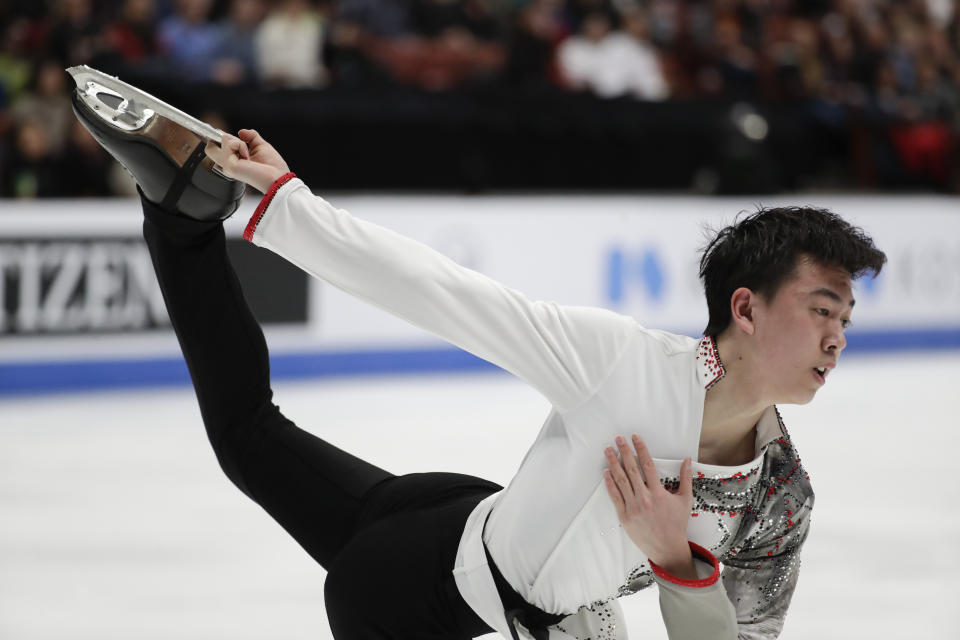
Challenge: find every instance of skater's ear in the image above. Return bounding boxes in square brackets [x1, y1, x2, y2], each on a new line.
[728, 287, 757, 336]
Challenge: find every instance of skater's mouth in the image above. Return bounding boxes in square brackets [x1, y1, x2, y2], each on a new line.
[812, 362, 835, 385]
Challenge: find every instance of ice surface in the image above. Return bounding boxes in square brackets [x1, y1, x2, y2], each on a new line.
[1, 351, 956, 639]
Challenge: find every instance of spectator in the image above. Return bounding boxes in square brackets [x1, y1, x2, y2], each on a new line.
[922, 17, 955, 84]
[887, 55, 957, 187]
[849, 16, 890, 96]
[949, 9, 960, 56]
[366, 0, 506, 90]
[563, 0, 617, 34]
[0, 20, 39, 106]
[46, 0, 104, 66]
[103, 0, 159, 63]
[325, 0, 415, 85]
[644, 0, 681, 49]
[705, 13, 759, 97]
[412, 0, 468, 38]
[869, 59, 902, 121]
[927, 0, 954, 29]
[888, 8, 922, 94]
[556, 12, 612, 94]
[763, 16, 819, 102]
[909, 56, 957, 121]
[458, 0, 502, 41]
[501, 0, 567, 90]
[255, 0, 329, 88]
[211, 0, 266, 85]
[336, 0, 412, 38]
[1, 118, 63, 198]
[157, 0, 221, 82]
[410, 0, 501, 40]
[818, 11, 865, 110]
[0, 0, 48, 26]
[557, 8, 669, 100]
[8, 58, 74, 156]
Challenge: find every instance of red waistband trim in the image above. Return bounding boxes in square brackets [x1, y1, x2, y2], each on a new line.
[649, 542, 721, 588]
[243, 172, 297, 242]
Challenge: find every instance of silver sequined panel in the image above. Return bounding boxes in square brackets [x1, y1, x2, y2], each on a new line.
[553, 413, 814, 640]
[719, 429, 814, 636]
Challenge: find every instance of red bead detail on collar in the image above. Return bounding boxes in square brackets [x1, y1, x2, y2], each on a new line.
[243, 172, 297, 242]
[696, 335, 726, 390]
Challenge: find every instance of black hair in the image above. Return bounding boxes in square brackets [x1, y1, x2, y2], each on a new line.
[698, 206, 887, 337]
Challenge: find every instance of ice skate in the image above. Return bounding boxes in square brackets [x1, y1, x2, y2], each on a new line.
[67, 65, 245, 221]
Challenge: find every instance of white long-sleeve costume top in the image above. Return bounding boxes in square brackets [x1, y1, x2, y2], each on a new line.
[244, 175, 814, 640]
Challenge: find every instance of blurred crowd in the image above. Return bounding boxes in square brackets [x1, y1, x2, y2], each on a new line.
[1, 0, 958, 197]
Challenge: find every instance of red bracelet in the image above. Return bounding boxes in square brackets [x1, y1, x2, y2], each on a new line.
[244, 172, 297, 241]
[649, 542, 720, 588]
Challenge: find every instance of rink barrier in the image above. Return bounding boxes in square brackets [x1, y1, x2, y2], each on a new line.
[3, 195, 958, 396]
[1, 327, 957, 397]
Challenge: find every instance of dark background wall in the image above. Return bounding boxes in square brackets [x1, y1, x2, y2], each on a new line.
[3, 0, 959, 197]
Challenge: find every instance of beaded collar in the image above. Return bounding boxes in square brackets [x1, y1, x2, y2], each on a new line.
[695, 335, 726, 390]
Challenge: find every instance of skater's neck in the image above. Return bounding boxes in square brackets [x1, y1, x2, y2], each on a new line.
[698, 331, 769, 467]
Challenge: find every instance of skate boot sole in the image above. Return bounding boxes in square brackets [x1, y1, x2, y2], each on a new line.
[71, 89, 245, 221]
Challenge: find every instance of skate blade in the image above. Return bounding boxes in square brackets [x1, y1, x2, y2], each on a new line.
[66, 65, 224, 145]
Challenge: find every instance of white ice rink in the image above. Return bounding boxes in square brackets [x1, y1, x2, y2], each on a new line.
[2, 350, 958, 640]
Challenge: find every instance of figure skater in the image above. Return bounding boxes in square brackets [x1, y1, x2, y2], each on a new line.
[72, 96, 886, 640]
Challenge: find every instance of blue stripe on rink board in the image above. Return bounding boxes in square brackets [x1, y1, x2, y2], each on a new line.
[0, 348, 500, 397]
[1, 327, 958, 397]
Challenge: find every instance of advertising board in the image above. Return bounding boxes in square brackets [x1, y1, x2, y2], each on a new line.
[1, 194, 956, 395]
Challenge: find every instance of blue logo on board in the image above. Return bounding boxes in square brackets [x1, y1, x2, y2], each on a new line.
[606, 247, 666, 305]
[855, 270, 882, 297]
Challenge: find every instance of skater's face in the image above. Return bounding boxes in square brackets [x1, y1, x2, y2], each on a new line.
[748, 256, 853, 404]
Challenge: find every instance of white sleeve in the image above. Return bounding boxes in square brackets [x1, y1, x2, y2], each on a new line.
[244, 177, 636, 411]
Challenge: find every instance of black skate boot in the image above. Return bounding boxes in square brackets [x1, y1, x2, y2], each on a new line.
[68, 67, 245, 221]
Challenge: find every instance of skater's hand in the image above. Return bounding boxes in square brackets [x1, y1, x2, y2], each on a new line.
[603, 434, 697, 580]
[205, 129, 290, 194]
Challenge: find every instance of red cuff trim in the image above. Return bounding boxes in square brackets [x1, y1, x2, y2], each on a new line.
[649, 542, 720, 588]
[243, 172, 296, 242]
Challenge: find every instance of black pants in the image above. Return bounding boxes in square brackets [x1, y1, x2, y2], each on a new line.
[142, 197, 499, 639]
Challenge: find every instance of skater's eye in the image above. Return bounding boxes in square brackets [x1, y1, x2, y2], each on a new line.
[815, 307, 851, 330]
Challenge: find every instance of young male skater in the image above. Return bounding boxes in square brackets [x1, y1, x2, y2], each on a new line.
[73, 96, 885, 640]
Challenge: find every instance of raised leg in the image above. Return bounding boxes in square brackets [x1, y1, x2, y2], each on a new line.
[141, 195, 392, 568]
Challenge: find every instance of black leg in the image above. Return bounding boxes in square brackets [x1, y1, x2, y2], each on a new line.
[141, 196, 392, 568]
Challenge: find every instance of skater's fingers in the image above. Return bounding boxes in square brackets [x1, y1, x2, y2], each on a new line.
[603, 469, 627, 520]
[204, 141, 229, 166]
[221, 135, 249, 160]
[204, 140, 245, 180]
[616, 435, 647, 497]
[207, 133, 288, 192]
[678, 457, 693, 498]
[238, 128, 265, 146]
[631, 434, 659, 493]
[205, 141, 236, 166]
[604, 445, 634, 498]
[218, 131, 241, 148]
[210, 133, 239, 159]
